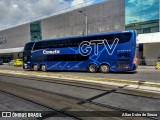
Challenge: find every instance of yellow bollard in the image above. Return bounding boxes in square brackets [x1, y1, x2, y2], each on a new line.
[156, 62, 160, 70]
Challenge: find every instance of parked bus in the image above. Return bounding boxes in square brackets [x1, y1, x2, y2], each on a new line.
[23, 30, 137, 73]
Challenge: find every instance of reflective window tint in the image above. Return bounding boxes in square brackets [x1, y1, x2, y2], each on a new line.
[75, 54, 89, 61]
[32, 54, 89, 61]
[32, 32, 131, 51]
[82, 36, 97, 42]
[33, 38, 84, 50]
[114, 33, 131, 43]
[30, 21, 42, 41]
[45, 40, 57, 48]
[67, 38, 83, 47]
[97, 33, 131, 44]
[24, 42, 34, 50]
[33, 42, 45, 50]
[32, 56, 45, 61]
[98, 34, 114, 44]
[125, 0, 159, 34]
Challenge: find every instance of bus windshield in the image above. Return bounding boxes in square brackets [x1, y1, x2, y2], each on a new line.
[24, 42, 34, 51]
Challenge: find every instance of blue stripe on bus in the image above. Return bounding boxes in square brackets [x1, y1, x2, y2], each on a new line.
[61, 62, 68, 70]
[95, 47, 106, 61]
[69, 61, 84, 70]
[48, 62, 61, 70]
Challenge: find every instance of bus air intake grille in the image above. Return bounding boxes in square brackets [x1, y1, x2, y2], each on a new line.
[117, 59, 130, 71]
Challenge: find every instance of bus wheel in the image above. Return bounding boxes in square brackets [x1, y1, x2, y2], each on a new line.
[33, 65, 38, 71]
[100, 64, 109, 73]
[41, 65, 47, 72]
[88, 64, 97, 73]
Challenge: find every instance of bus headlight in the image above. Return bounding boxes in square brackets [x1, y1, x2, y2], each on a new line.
[24, 64, 27, 68]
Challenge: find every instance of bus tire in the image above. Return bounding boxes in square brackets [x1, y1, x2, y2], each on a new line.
[33, 64, 38, 71]
[100, 64, 109, 73]
[88, 64, 97, 73]
[41, 65, 47, 72]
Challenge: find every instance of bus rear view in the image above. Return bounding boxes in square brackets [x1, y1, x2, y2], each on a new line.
[23, 30, 137, 73]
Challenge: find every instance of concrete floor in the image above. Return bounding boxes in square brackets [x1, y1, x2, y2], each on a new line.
[0, 64, 159, 83]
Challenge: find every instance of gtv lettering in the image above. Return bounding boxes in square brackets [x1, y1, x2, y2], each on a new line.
[79, 41, 92, 56]
[79, 38, 119, 56]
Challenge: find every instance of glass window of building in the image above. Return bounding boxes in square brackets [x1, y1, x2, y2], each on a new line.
[125, 0, 159, 34]
[30, 21, 42, 41]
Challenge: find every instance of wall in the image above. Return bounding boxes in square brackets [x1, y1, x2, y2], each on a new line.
[143, 43, 160, 65]
[0, 24, 30, 49]
[0, 0, 125, 52]
[41, 0, 125, 39]
[0, 0, 125, 50]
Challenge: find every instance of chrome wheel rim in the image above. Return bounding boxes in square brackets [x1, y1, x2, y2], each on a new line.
[42, 65, 46, 71]
[89, 65, 95, 72]
[34, 65, 38, 71]
[101, 65, 109, 73]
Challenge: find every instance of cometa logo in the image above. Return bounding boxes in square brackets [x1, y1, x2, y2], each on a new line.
[43, 50, 60, 54]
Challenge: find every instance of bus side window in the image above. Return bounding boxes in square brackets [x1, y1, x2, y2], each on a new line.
[83, 36, 97, 42]
[68, 39, 76, 47]
[46, 41, 57, 48]
[58, 40, 68, 48]
[76, 38, 83, 46]
[24, 42, 34, 50]
[65, 55, 76, 61]
[63, 39, 68, 48]
[67, 38, 83, 47]
[114, 33, 131, 44]
[75, 54, 89, 61]
[98, 34, 114, 44]
[33, 42, 44, 50]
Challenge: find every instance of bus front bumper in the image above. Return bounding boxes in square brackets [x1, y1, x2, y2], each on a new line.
[23, 63, 32, 69]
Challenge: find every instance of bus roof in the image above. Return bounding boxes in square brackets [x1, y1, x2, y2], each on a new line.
[28, 30, 136, 43]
